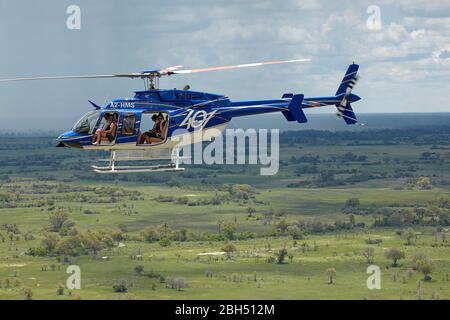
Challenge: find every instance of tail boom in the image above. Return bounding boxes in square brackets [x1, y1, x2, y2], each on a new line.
[224, 63, 362, 125]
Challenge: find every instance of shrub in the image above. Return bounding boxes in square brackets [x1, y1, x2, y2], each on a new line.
[146, 271, 161, 279]
[326, 268, 336, 284]
[27, 247, 48, 257]
[112, 280, 128, 293]
[134, 265, 144, 275]
[159, 237, 171, 247]
[221, 242, 237, 259]
[345, 197, 360, 208]
[56, 284, 65, 296]
[365, 238, 382, 245]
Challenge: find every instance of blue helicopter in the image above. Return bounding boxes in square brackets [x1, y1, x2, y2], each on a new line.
[0, 59, 361, 173]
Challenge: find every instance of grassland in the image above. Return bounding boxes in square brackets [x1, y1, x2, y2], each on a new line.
[0, 126, 449, 300]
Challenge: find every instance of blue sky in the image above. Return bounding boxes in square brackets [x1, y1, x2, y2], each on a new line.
[0, 0, 449, 132]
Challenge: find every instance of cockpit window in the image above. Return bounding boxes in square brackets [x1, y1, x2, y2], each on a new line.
[72, 111, 100, 134]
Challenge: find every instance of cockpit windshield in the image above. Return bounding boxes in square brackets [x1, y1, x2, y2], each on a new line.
[72, 111, 100, 134]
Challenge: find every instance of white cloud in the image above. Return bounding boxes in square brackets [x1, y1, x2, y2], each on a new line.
[293, 0, 322, 10]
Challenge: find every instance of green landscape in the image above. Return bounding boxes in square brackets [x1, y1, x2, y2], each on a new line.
[0, 122, 449, 300]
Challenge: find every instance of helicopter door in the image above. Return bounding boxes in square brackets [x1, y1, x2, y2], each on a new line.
[137, 111, 169, 146]
[92, 111, 118, 146]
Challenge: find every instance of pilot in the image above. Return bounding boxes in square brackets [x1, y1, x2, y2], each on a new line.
[92, 114, 109, 144]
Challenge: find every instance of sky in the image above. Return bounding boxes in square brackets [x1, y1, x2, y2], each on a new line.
[0, 0, 449, 132]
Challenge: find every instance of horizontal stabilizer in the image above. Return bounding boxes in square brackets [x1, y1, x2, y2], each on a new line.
[288, 94, 307, 123]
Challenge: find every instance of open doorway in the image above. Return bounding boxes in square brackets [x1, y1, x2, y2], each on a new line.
[91, 112, 118, 146]
[137, 111, 169, 146]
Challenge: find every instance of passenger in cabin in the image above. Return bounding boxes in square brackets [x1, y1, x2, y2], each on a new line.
[92, 113, 117, 145]
[104, 114, 117, 144]
[146, 113, 168, 144]
[138, 114, 158, 144]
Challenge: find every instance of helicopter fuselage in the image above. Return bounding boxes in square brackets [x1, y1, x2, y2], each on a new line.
[57, 63, 362, 150]
[56, 87, 361, 150]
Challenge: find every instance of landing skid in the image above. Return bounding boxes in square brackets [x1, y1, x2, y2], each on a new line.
[92, 149, 186, 173]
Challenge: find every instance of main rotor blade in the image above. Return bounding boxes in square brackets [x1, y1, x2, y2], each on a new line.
[158, 65, 183, 74]
[0, 73, 143, 83]
[173, 59, 310, 75]
[0, 59, 310, 83]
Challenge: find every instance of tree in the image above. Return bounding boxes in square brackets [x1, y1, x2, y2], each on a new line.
[222, 221, 237, 240]
[48, 211, 74, 232]
[362, 247, 375, 264]
[402, 229, 416, 245]
[56, 235, 83, 257]
[416, 177, 432, 190]
[247, 207, 256, 217]
[172, 228, 187, 242]
[158, 223, 171, 236]
[415, 259, 433, 281]
[276, 220, 290, 233]
[326, 268, 336, 284]
[384, 248, 405, 267]
[168, 278, 188, 291]
[221, 242, 237, 259]
[287, 225, 304, 240]
[141, 226, 159, 242]
[349, 214, 355, 227]
[141, 224, 172, 243]
[275, 248, 288, 264]
[23, 287, 33, 300]
[229, 184, 253, 200]
[41, 233, 59, 254]
[82, 232, 104, 257]
[216, 220, 223, 234]
[411, 252, 427, 266]
[110, 229, 125, 242]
